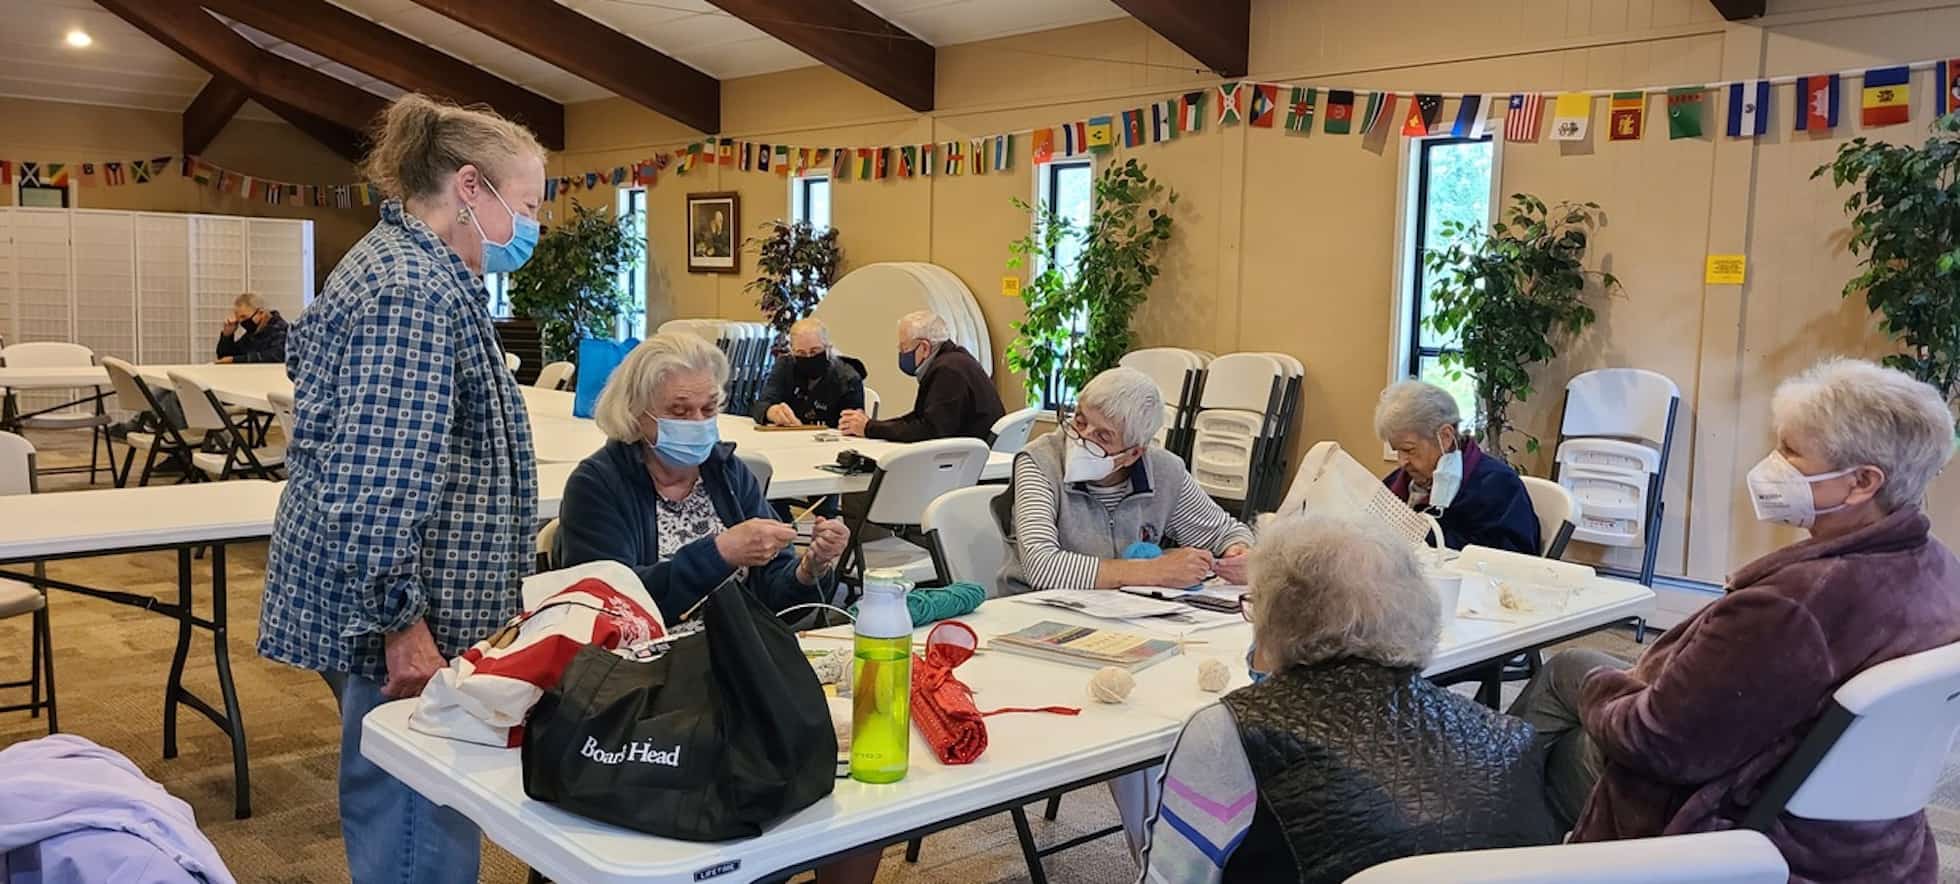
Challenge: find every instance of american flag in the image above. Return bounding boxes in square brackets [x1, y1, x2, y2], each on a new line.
[1505, 93, 1544, 142]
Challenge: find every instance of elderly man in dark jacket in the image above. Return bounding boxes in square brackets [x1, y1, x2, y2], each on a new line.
[1375, 379, 1539, 555]
[216, 292, 288, 364]
[838, 310, 1003, 443]
[752, 318, 864, 429]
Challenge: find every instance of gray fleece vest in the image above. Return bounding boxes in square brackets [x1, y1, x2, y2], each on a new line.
[995, 431, 1198, 596]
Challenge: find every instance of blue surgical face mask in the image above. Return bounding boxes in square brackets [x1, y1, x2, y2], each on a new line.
[470, 178, 540, 274]
[650, 416, 719, 467]
[1246, 644, 1268, 684]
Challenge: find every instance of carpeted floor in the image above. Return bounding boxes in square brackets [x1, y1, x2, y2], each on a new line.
[3, 426, 1958, 883]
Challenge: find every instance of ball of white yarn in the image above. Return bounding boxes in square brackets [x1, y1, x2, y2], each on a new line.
[1197, 658, 1231, 693]
[1089, 666, 1136, 704]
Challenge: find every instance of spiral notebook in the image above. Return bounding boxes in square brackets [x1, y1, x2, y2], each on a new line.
[991, 620, 1182, 673]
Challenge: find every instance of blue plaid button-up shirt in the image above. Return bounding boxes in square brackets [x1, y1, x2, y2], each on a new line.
[261, 200, 537, 679]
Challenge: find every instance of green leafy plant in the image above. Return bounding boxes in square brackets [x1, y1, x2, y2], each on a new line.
[509, 200, 643, 363]
[1815, 112, 1960, 399]
[1006, 159, 1176, 408]
[744, 219, 842, 355]
[1424, 194, 1619, 460]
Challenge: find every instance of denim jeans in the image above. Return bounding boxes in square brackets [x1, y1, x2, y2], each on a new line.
[323, 672, 482, 884]
[1507, 648, 1631, 833]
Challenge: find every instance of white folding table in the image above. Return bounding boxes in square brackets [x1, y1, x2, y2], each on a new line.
[362, 579, 1655, 884]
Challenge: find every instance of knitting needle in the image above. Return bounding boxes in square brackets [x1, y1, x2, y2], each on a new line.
[789, 495, 835, 524]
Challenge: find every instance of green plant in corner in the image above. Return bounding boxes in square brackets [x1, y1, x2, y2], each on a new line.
[509, 200, 644, 363]
[1005, 159, 1176, 409]
[1816, 112, 1960, 401]
[745, 219, 842, 355]
[1424, 193, 1618, 462]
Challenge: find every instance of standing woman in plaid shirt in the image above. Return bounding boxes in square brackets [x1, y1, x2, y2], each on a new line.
[262, 94, 543, 884]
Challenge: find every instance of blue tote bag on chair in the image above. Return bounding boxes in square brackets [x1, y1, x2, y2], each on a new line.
[573, 337, 639, 419]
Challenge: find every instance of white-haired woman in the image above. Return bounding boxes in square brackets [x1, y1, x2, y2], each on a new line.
[556, 333, 849, 623]
[998, 367, 1257, 857]
[1516, 358, 1960, 883]
[1374, 379, 1540, 554]
[1141, 514, 1557, 883]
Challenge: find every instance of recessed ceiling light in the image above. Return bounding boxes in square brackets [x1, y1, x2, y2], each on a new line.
[64, 30, 92, 48]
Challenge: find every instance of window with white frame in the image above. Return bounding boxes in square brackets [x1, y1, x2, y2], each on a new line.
[792, 173, 831, 230]
[484, 271, 512, 319]
[1396, 135, 1496, 423]
[1035, 157, 1094, 406]
[619, 187, 648, 339]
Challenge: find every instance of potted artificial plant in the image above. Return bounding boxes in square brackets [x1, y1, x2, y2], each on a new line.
[1423, 193, 1619, 461]
[1006, 158, 1176, 409]
[745, 220, 843, 354]
[1816, 112, 1960, 401]
[509, 200, 644, 364]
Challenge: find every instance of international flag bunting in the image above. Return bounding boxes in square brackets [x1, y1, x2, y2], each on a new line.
[1362, 92, 1395, 136]
[1450, 94, 1485, 138]
[898, 146, 915, 178]
[1248, 84, 1280, 128]
[79, 163, 97, 187]
[584, 172, 599, 189]
[335, 186, 352, 209]
[1285, 87, 1316, 134]
[1551, 93, 1591, 140]
[992, 134, 1012, 171]
[1796, 74, 1841, 132]
[918, 144, 933, 177]
[18, 163, 41, 187]
[1033, 128, 1056, 163]
[131, 160, 153, 184]
[833, 147, 851, 180]
[1151, 101, 1178, 142]
[1727, 80, 1769, 137]
[104, 161, 126, 185]
[774, 145, 790, 177]
[1121, 108, 1145, 147]
[1862, 66, 1910, 127]
[1505, 93, 1543, 142]
[740, 143, 755, 172]
[1324, 89, 1355, 134]
[0, 161, 9, 185]
[1608, 92, 1645, 141]
[970, 139, 988, 175]
[857, 148, 874, 179]
[1666, 87, 1705, 139]
[1179, 91, 1206, 133]
[1216, 82, 1243, 125]
[44, 164, 69, 187]
[609, 166, 626, 186]
[718, 139, 736, 167]
[359, 184, 376, 207]
[1062, 121, 1088, 157]
[265, 183, 283, 205]
[543, 178, 558, 201]
[1404, 94, 1442, 136]
[1938, 59, 1960, 118]
[758, 145, 773, 174]
[875, 147, 890, 180]
[1086, 115, 1116, 151]
[944, 141, 964, 175]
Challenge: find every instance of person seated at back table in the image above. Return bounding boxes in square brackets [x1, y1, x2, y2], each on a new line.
[1512, 358, 1960, 882]
[752, 317, 865, 428]
[837, 310, 1003, 442]
[555, 332, 850, 623]
[1375, 379, 1539, 554]
[996, 367, 1257, 861]
[1141, 512, 1558, 884]
[216, 291, 289, 364]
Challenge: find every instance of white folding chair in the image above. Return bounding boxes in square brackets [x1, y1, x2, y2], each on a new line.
[1120, 347, 1206, 452]
[0, 431, 55, 732]
[1553, 368, 1680, 588]
[1343, 830, 1786, 884]
[841, 439, 990, 588]
[169, 371, 284, 481]
[101, 358, 201, 487]
[735, 448, 773, 497]
[1520, 476, 1579, 559]
[535, 360, 575, 391]
[987, 406, 1043, 454]
[0, 342, 113, 484]
[1190, 353, 1286, 516]
[862, 386, 882, 420]
[922, 485, 1008, 594]
[1741, 639, 1960, 832]
[504, 351, 521, 373]
[535, 519, 560, 573]
[266, 390, 297, 443]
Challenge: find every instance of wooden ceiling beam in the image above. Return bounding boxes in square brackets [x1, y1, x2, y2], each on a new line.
[703, 0, 933, 111]
[182, 76, 249, 155]
[195, 0, 564, 149]
[1709, 0, 1766, 19]
[1109, 0, 1249, 78]
[94, 0, 382, 151]
[406, 0, 719, 133]
[257, 96, 369, 163]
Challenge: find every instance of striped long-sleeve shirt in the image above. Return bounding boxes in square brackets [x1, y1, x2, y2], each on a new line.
[1009, 455, 1254, 590]
[1140, 702, 1255, 883]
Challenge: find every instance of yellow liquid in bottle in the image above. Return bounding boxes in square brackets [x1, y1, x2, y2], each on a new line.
[849, 634, 913, 784]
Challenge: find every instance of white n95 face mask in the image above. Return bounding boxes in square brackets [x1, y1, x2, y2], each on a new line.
[1063, 435, 1120, 484]
[1746, 451, 1856, 529]
[1429, 442, 1465, 511]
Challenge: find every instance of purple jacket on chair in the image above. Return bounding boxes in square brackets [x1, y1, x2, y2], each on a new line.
[1573, 506, 1960, 884]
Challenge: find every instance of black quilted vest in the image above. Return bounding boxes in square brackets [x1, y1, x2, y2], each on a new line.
[1218, 659, 1559, 883]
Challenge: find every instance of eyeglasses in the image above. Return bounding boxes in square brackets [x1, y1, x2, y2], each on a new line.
[1063, 413, 1118, 458]
[1238, 593, 1255, 622]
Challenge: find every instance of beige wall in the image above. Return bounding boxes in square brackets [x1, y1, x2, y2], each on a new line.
[553, 0, 1960, 583]
[0, 96, 376, 289]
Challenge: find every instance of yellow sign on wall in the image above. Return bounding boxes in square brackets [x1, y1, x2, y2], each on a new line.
[1001, 276, 1022, 298]
[1705, 254, 1747, 285]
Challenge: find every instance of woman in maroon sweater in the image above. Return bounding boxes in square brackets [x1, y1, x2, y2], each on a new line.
[1516, 358, 1960, 883]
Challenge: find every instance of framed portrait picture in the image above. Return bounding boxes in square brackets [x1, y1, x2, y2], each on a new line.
[685, 191, 739, 274]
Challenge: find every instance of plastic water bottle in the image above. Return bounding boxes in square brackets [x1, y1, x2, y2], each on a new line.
[851, 569, 914, 784]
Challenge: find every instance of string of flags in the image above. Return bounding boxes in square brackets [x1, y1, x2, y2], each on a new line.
[0, 154, 384, 210]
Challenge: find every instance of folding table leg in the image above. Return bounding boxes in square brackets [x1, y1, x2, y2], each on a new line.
[1009, 807, 1048, 884]
[162, 547, 194, 759]
[210, 544, 251, 819]
[904, 837, 923, 863]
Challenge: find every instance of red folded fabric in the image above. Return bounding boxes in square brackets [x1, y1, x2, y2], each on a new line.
[910, 621, 1079, 765]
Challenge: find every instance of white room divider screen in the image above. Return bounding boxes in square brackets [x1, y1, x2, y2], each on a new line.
[0, 207, 313, 364]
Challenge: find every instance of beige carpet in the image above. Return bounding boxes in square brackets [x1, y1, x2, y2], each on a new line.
[2, 426, 1955, 883]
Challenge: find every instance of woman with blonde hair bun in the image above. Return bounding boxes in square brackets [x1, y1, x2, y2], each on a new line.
[261, 93, 546, 884]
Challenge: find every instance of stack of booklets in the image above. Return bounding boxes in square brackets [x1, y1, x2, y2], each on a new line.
[991, 621, 1183, 673]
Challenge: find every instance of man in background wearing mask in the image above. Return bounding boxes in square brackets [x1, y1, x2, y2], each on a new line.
[838, 310, 1003, 442]
[752, 318, 865, 428]
[216, 291, 289, 365]
[1374, 379, 1539, 555]
[995, 366, 1255, 861]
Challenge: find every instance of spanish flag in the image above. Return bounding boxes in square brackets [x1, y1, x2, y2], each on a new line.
[1861, 66, 1910, 127]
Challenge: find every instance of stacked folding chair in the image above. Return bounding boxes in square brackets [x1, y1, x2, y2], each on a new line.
[1117, 347, 1210, 462]
[1551, 368, 1680, 591]
[1189, 353, 1291, 519]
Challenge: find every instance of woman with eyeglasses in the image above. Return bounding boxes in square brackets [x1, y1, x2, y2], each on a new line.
[996, 366, 1256, 862]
